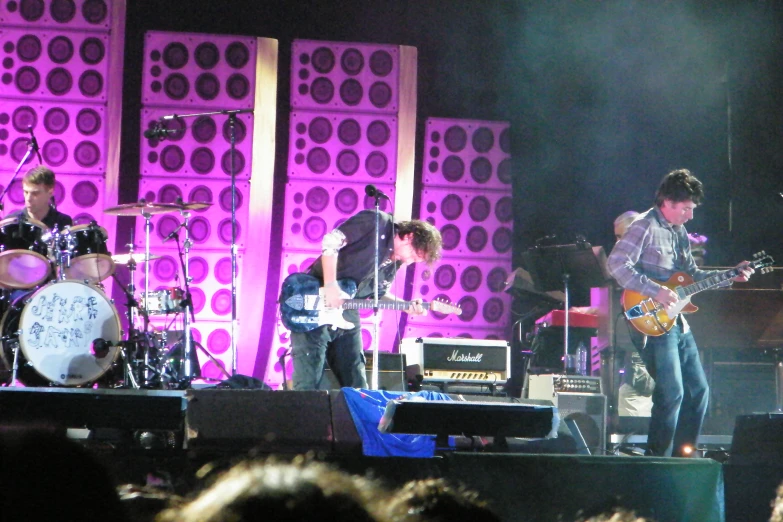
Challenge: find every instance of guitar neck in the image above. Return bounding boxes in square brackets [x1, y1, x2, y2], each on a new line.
[342, 299, 429, 312]
[680, 267, 742, 298]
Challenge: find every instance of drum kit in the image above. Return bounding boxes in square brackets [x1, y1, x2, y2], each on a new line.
[0, 199, 226, 389]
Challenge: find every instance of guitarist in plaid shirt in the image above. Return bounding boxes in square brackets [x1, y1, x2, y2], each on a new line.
[607, 169, 754, 456]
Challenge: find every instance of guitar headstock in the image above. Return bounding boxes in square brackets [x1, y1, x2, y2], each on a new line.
[752, 251, 775, 274]
[431, 299, 462, 316]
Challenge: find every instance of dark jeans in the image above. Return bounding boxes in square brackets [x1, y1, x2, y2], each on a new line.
[290, 316, 367, 390]
[640, 321, 709, 457]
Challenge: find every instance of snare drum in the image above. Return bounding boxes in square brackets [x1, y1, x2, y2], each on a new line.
[0, 280, 121, 386]
[0, 216, 51, 290]
[142, 287, 184, 315]
[60, 223, 115, 283]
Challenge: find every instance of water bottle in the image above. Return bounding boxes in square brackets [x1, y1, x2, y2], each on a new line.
[576, 341, 588, 376]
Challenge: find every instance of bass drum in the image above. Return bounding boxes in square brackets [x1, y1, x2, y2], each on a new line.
[0, 281, 121, 386]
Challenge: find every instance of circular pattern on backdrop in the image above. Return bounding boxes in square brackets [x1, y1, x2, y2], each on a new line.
[440, 224, 460, 251]
[211, 289, 232, 316]
[434, 265, 456, 290]
[483, 297, 505, 323]
[44, 107, 69, 134]
[72, 180, 99, 207]
[215, 257, 233, 285]
[189, 216, 210, 243]
[219, 186, 243, 211]
[207, 328, 231, 354]
[334, 187, 359, 214]
[188, 256, 208, 284]
[152, 255, 178, 282]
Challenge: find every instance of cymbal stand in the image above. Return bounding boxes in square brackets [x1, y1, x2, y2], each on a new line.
[142, 210, 154, 384]
[173, 208, 195, 385]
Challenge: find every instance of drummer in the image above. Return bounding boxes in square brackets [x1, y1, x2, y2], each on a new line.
[8, 166, 72, 229]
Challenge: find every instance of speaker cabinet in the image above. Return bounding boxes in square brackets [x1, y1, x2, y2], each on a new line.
[319, 352, 406, 391]
[528, 388, 607, 455]
[184, 390, 332, 452]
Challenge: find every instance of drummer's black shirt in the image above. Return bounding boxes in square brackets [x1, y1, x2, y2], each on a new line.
[10, 206, 73, 230]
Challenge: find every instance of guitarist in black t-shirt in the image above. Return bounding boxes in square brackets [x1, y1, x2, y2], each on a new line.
[284, 210, 442, 390]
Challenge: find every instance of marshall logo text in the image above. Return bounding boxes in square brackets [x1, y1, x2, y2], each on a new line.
[446, 350, 484, 363]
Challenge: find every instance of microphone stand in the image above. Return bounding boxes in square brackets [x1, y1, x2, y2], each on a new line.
[159, 108, 253, 378]
[0, 135, 38, 214]
[369, 194, 382, 390]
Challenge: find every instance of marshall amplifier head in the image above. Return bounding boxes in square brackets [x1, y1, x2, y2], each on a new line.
[400, 337, 510, 384]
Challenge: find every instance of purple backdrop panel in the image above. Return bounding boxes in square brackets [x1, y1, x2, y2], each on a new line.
[137, 248, 242, 322]
[288, 110, 397, 184]
[190, 319, 233, 379]
[407, 257, 512, 329]
[0, 28, 109, 102]
[2, 171, 105, 226]
[291, 39, 399, 114]
[403, 325, 508, 342]
[0, 0, 112, 31]
[134, 176, 249, 250]
[140, 107, 253, 180]
[420, 186, 513, 259]
[0, 101, 106, 173]
[424, 118, 511, 190]
[282, 179, 393, 250]
[142, 31, 256, 110]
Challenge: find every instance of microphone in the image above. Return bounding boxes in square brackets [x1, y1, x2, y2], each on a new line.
[162, 222, 184, 243]
[365, 184, 390, 200]
[91, 338, 115, 358]
[143, 126, 179, 139]
[28, 126, 43, 164]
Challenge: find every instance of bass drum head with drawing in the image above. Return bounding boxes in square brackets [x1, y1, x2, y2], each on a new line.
[0, 281, 121, 386]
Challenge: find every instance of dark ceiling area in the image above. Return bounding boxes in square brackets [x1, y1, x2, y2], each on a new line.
[121, 0, 783, 269]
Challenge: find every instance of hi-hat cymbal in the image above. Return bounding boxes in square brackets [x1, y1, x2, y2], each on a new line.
[103, 201, 181, 216]
[111, 253, 162, 265]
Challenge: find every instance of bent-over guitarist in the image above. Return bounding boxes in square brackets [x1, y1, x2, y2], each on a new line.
[607, 169, 754, 457]
[286, 210, 442, 391]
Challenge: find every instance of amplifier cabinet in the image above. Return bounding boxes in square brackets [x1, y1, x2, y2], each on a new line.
[527, 379, 607, 455]
[400, 337, 510, 384]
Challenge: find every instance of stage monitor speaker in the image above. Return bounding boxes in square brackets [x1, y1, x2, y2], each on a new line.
[528, 381, 607, 456]
[319, 352, 406, 391]
[379, 400, 557, 444]
[729, 413, 783, 465]
[184, 390, 333, 453]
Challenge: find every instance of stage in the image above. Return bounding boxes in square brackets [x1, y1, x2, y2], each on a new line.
[0, 386, 780, 522]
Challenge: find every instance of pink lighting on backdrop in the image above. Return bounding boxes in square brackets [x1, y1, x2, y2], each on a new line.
[140, 107, 253, 179]
[419, 187, 513, 258]
[134, 177, 250, 250]
[1, 102, 106, 173]
[424, 119, 511, 190]
[142, 31, 256, 110]
[282, 179, 393, 250]
[288, 111, 398, 184]
[1, 28, 110, 102]
[0, 0, 112, 31]
[291, 40, 399, 114]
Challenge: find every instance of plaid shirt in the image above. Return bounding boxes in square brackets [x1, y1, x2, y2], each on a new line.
[607, 206, 725, 299]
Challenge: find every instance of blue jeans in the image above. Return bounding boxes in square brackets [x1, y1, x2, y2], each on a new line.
[640, 321, 709, 457]
[290, 312, 367, 390]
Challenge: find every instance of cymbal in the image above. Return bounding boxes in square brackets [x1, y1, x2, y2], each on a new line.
[111, 253, 162, 265]
[177, 201, 212, 211]
[103, 201, 181, 216]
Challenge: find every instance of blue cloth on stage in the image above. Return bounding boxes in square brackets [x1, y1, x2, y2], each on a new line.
[341, 388, 453, 458]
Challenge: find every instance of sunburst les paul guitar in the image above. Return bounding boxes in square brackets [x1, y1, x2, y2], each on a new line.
[622, 251, 774, 336]
[279, 273, 462, 333]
